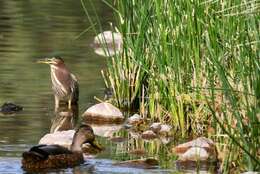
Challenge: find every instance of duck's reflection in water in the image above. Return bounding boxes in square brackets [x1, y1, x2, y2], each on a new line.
[50, 104, 78, 133]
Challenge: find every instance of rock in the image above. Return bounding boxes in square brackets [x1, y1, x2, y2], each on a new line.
[92, 31, 123, 57]
[39, 130, 75, 149]
[141, 130, 157, 140]
[123, 124, 133, 129]
[158, 124, 172, 136]
[129, 149, 147, 156]
[179, 147, 209, 161]
[90, 124, 123, 137]
[129, 130, 141, 139]
[109, 136, 127, 143]
[113, 158, 158, 169]
[0, 102, 23, 114]
[127, 114, 144, 125]
[150, 122, 161, 133]
[82, 102, 124, 123]
[172, 137, 217, 163]
[150, 122, 173, 137]
[172, 137, 215, 155]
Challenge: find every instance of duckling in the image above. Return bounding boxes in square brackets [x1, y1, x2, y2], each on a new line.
[22, 124, 98, 171]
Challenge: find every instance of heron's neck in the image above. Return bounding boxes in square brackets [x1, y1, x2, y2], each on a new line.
[50, 66, 60, 85]
[50, 64, 67, 71]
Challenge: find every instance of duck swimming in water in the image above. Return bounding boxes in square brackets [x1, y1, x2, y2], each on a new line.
[22, 124, 99, 171]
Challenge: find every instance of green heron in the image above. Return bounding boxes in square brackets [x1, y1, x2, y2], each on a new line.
[37, 57, 79, 110]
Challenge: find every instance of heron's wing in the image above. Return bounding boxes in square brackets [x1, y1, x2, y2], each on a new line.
[70, 74, 79, 102]
[53, 67, 72, 94]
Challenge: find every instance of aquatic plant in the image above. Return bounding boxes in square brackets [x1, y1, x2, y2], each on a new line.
[83, 0, 260, 172]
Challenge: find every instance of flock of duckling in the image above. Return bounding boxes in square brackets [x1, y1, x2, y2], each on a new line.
[22, 57, 100, 172]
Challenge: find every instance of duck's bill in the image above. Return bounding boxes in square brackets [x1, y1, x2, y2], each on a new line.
[89, 140, 103, 151]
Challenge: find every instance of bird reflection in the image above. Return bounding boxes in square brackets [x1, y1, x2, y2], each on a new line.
[50, 103, 78, 133]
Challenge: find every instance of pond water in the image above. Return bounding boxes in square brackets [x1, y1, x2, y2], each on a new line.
[0, 1, 216, 174]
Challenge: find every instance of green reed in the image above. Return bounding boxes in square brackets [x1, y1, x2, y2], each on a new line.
[83, 0, 260, 172]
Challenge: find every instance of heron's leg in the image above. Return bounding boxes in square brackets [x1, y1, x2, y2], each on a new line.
[54, 95, 60, 111]
[68, 99, 72, 110]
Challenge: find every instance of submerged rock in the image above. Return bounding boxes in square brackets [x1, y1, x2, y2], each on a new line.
[82, 102, 124, 123]
[158, 124, 172, 136]
[129, 149, 147, 156]
[127, 114, 144, 125]
[123, 124, 133, 129]
[179, 147, 209, 161]
[150, 122, 161, 133]
[113, 158, 159, 169]
[172, 137, 216, 155]
[129, 130, 141, 139]
[90, 124, 123, 138]
[0, 102, 23, 114]
[109, 136, 127, 143]
[173, 137, 217, 163]
[149, 122, 172, 136]
[141, 130, 157, 140]
[92, 31, 123, 57]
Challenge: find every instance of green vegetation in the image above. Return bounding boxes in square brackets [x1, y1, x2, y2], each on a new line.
[86, 0, 260, 172]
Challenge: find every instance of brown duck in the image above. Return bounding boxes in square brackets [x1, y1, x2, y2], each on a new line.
[22, 124, 100, 171]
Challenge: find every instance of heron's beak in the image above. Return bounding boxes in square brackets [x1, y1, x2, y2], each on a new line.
[36, 58, 52, 64]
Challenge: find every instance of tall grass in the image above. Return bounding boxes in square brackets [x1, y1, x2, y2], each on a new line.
[84, 0, 260, 172]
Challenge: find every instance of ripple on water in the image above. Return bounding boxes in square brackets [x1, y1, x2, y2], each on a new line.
[0, 157, 175, 174]
[0, 157, 23, 173]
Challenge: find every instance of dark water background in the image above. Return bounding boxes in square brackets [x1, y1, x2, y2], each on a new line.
[0, 0, 111, 148]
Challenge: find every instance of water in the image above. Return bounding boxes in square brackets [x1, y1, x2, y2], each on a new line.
[0, 1, 218, 174]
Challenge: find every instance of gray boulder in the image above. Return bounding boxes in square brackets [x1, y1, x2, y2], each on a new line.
[92, 31, 123, 57]
[172, 137, 217, 162]
[83, 102, 124, 123]
[141, 130, 157, 140]
[127, 114, 144, 125]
